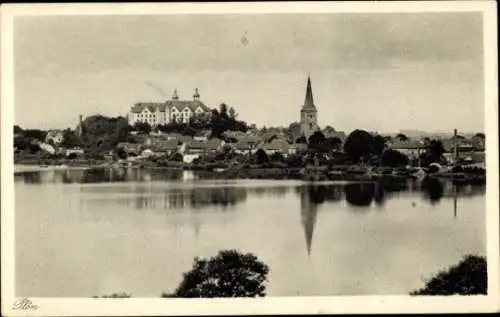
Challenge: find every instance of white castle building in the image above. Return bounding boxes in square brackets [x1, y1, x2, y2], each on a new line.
[128, 88, 212, 126]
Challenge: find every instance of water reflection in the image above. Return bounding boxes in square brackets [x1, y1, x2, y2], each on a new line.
[15, 169, 485, 214]
[15, 167, 184, 184]
[421, 177, 445, 204]
[299, 186, 319, 256]
[344, 183, 376, 207]
[123, 187, 249, 211]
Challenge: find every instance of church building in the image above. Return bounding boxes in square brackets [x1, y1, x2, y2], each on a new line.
[300, 76, 319, 139]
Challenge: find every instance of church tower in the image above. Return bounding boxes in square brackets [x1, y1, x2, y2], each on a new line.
[300, 75, 318, 140]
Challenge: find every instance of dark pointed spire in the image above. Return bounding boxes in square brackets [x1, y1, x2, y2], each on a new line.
[303, 75, 316, 110]
[193, 88, 200, 101]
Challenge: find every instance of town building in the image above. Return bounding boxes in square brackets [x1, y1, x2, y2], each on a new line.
[300, 76, 319, 140]
[128, 88, 212, 126]
[388, 139, 422, 160]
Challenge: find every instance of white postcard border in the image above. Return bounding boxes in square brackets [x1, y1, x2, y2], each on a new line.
[1, 1, 499, 316]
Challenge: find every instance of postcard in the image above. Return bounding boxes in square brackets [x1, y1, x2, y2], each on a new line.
[1, 1, 499, 315]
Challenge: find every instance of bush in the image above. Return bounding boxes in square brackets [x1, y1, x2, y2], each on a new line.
[411, 255, 487, 295]
[269, 152, 285, 162]
[285, 153, 304, 168]
[381, 149, 409, 167]
[169, 250, 269, 298]
[254, 149, 269, 165]
[170, 153, 183, 162]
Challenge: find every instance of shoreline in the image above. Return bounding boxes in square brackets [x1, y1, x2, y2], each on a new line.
[13, 162, 486, 184]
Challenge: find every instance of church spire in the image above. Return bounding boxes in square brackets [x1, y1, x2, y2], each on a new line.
[303, 75, 316, 110]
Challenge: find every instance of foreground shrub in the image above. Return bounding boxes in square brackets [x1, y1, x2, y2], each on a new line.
[411, 255, 487, 295]
[167, 249, 269, 298]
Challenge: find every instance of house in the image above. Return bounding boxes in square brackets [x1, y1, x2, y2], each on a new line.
[193, 136, 208, 142]
[162, 133, 193, 143]
[323, 130, 347, 142]
[64, 147, 84, 157]
[388, 140, 422, 159]
[444, 151, 485, 166]
[185, 138, 224, 155]
[116, 142, 143, 156]
[234, 140, 259, 155]
[45, 130, 65, 146]
[148, 139, 180, 156]
[260, 139, 293, 157]
[441, 138, 473, 153]
[128, 88, 211, 126]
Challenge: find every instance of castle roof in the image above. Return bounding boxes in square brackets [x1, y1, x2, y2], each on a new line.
[131, 100, 211, 114]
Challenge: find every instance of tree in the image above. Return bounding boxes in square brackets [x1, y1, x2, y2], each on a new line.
[322, 137, 342, 152]
[79, 115, 129, 154]
[395, 133, 409, 141]
[474, 133, 485, 139]
[286, 122, 301, 143]
[270, 152, 285, 162]
[134, 122, 151, 135]
[14, 125, 24, 134]
[61, 129, 83, 148]
[116, 147, 128, 159]
[170, 153, 183, 162]
[23, 129, 48, 142]
[381, 149, 409, 167]
[296, 136, 307, 144]
[308, 131, 326, 150]
[170, 250, 270, 298]
[372, 134, 387, 156]
[219, 103, 229, 119]
[285, 153, 304, 168]
[255, 149, 269, 165]
[343, 129, 375, 163]
[228, 107, 237, 120]
[323, 125, 336, 134]
[420, 139, 446, 166]
[411, 255, 486, 295]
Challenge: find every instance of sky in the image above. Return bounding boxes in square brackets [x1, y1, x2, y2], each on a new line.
[14, 12, 484, 133]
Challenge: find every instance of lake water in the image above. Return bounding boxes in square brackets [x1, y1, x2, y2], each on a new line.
[14, 168, 486, 297]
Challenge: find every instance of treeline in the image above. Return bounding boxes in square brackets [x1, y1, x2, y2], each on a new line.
[93, 251, 486, 298]
[289, 129, 447, 168]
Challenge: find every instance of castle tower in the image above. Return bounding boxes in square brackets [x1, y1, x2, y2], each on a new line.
[172, 89, 179, 100]
[300, 75, 318, 140]
[193, 88, 200, 101]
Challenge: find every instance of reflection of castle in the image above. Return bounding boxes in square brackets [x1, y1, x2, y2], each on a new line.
[130, 186, 249, 210]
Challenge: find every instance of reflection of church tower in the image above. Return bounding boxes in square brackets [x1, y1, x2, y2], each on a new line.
[300, 75, 319, 140]
[300, 187, 318, 257]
